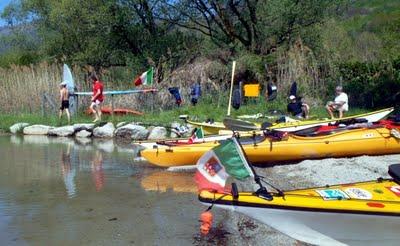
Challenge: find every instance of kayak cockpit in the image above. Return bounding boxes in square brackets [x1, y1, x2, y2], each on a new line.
[389, 164, 400, 183]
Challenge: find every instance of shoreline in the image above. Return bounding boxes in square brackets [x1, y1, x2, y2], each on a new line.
[7, 121, 190, 141]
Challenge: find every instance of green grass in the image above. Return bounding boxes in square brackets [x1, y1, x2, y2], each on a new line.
[0, 97, 370, 132]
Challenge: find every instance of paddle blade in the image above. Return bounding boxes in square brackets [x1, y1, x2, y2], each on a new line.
[223, 118, 259, 131]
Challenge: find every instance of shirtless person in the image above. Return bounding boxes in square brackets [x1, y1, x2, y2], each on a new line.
[90, 74, 104, 122]
[59, 81, 71, 124]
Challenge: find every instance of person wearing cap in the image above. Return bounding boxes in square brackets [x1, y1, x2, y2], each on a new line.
[59, 81, 71, 124]
[326, 85, 348, 119]
[90, 74, 104, 122]
[287, 95, 309, 119]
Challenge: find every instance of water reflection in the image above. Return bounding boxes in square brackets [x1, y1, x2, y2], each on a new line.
[91, 150, 105, 192]
[141, 171, 197, 193]
[6, 135, 140, 196]
[0, 135, 203, 245]
[60, 144, 77, 198]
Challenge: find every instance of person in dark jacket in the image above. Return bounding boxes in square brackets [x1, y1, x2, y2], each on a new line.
[190, 81, 201, 106]
[287, 95, 309, 119]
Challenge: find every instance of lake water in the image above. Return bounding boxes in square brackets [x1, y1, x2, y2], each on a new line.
[0, 135, 206, 245]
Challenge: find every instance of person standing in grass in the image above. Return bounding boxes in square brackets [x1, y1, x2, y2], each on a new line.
[326, 85, 349, 119]
[190, 80, 201, 106]
[59, 81, 71, 124]
[90, 74, 104, 122]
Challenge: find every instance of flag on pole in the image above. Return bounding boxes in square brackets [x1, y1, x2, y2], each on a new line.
[188, 127, 204, 144]
[134, 68, 154, 86]
[194, 138, 254, 193]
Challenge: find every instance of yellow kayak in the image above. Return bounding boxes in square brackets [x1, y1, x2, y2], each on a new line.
[141, 126, 400, 167]
[185, 107, 393, 135]
[199, 164, 400, 245]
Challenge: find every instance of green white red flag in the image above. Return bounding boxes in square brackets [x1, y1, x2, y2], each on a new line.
[188, 127, 204, 143]
[134, 68, 153, 86]
[194, 138, 254, 193]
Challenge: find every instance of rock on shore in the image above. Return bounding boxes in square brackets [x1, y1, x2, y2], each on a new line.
[76, 130, 92, 138]
[148, 127, 167, 140]
[11, 121, 189, 141]
[23, 125, 54, 135]
[93, 123, 115, 138]
[9, 123, 30, 134]
[48, 126, 75, 137]
[115, 124, 149, 140]
[73, 123, 95, 132]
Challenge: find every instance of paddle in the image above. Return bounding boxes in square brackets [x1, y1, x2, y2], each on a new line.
[223, 118, 259, 131]
[223, 118, 272, 131]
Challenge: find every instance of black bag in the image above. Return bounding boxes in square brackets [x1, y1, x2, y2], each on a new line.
[232, 88, 241, 109]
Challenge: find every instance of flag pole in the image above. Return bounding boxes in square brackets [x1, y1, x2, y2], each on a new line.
[227, 61, 236, 116]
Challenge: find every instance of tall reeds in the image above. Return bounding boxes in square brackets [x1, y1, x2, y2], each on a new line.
[0, 62, 61, 113]
[0, 59, 231, 115]
[276, 39, 328, 107]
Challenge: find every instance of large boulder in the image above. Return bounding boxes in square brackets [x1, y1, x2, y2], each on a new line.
[147, 126, 167, 140]
[115, 124, 149, 140]
[73, 123, 95, 132]
[48, 126, 75, 137]
[76, 130, 92, 138]
[9, 123, 29, 134]
[93, 122, 115, 138]
[23, 125, 53, 135]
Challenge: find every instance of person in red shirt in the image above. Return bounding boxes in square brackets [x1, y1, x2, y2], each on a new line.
[90, 74, 104, 122]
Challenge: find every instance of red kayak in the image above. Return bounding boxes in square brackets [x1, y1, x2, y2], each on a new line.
[86, 106, 144, 116]
[298, 119, 400, 137]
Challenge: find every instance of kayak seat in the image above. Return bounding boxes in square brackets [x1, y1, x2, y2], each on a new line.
[389, 164, 400, 183]
[334, 118, 368, 126]
[261, 122, 272, 129]
[293, 126, 322, 137]
[388, 115, 400, 123]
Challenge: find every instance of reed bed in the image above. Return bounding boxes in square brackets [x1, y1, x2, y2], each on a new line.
[0, 62, 61, 113]
[0, 59, 233, 115]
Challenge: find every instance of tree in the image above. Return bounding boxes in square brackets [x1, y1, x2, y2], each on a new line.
[158, 0, 339, 54]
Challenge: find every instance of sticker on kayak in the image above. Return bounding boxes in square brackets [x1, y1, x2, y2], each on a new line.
[344, 188, 372, 200]
[316, 189, 349, 200]
[363, 133, 374, 138]
[386, 186, 400, 197]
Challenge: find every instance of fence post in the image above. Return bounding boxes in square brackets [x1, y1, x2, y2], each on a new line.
[41, 93, 45, 117]
[75, 95, 79, 115]
[151, 92, 155, 113]
[111, 94, 114, 120]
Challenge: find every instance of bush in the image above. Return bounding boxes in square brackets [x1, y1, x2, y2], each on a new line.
[339, 58, 400, 108]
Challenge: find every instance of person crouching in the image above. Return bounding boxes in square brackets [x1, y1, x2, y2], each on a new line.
[287, 95, 309, 119]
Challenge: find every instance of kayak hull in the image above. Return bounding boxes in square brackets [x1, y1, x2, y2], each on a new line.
[215, 204, 399, 246]
[199, 178, 400, 246]
[141, 127, 400, 167]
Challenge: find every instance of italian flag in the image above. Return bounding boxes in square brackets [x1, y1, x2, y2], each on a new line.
[188, 127, 204, 144]
[134, 68, 154, 86]
[194, 138, 254, 193]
